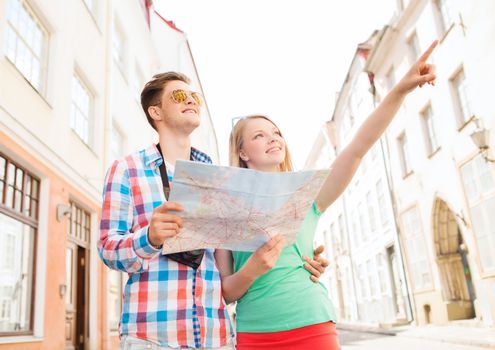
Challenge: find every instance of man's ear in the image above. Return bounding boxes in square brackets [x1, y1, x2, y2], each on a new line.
[148, 105, 162, 122]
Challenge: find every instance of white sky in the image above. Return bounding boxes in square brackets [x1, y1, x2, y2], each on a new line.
[155, 0, 397, 168]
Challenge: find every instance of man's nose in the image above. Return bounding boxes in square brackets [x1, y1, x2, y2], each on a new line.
[185, 94, 197, 105]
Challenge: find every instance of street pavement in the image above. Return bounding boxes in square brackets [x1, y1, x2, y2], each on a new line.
[339, 329, 488, 349]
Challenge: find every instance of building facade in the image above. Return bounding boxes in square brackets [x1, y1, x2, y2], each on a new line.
[306, 0, 495, 329]
[0, 0, 218, 349]
[305, 33, 412, 327]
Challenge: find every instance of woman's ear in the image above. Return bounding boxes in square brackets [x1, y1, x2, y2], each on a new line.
[239, 150, 249, 162]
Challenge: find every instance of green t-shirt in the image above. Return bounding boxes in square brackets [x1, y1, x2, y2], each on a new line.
[232, 202, 337, 333]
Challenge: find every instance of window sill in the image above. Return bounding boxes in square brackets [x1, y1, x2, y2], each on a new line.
[4, 56, 52, 109]
[427, 146, 442, 159]
[439, 22, 455, 44]
[0, 335, 42, 344]
[402, 170, 414, 180]
[457, 114, 476, 132]
[411, 287, 435, 295]
[479, 269, 495, 279]
[70, 129, 98, 159]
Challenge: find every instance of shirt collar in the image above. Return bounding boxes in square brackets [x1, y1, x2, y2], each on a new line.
[143, 144, 211, 167]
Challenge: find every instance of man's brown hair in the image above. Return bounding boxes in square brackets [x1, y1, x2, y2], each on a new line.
[140, 72, 191, 130]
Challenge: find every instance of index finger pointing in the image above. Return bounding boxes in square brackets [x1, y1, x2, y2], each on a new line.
[313, 245, 325, 256]
[418, 40, 438, 63]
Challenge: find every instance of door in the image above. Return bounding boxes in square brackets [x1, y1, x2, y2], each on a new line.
[65, 242, 87, 350]
[387, 246, 406, 320]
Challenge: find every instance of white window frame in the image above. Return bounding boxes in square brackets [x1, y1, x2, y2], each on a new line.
[358, 202, 368, 241]
[398, 132, 412, 177]
[434, 0, 454, 34]
[4, 0, 49, 94]
[385, 66, 395, 91]
[110, 123, 125, 162]
[112, 20, 126, 75]
[407, 32, 420, 65]
[401, 206, 432, 291]
[460, 155, 495, 273]
[366, 191, 377, 232]
[420, 103, 439, 156]
[82, 0, 97, 20]
[70, 73, 94, 146]
[131, 63, 145, 102]
[376, 179, 389, 226]
[450, 68, 471, 127]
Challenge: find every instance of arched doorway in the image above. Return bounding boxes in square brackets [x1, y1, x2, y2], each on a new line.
[432, 198, 475, 320]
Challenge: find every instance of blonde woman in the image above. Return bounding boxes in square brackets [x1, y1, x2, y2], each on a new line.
[215, 41, 438, 350]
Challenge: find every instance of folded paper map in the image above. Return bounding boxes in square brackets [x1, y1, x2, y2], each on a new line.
[163, 160, 329, 253]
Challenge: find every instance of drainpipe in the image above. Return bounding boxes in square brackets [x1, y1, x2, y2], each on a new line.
[367, 72, 415, 323]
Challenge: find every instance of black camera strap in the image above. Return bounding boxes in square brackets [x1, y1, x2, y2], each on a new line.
[155, 144, 205, 269]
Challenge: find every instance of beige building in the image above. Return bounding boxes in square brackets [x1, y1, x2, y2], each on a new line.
[0, 0, 218, 349]
[305, 34, 412, 327]
[306, 0, 495, 329]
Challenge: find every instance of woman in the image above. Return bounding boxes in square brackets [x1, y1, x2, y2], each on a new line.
[215, 41, 438, 350]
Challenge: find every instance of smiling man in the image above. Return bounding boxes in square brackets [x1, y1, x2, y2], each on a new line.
[98, 72, 235, 349]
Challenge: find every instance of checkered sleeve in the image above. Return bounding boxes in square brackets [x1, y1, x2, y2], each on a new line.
[98, 160, 160, 273]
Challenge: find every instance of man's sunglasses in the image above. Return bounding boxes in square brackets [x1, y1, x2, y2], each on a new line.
[170, 89, 203, 106]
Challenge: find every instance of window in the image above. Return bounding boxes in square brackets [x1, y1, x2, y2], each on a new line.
[113, 21, 125, 72]
[110, 124, 125, 162]
[376, 253, 388, 294]
[108, 269, 124, 332]
[370, 143, 378, 160]
[397, 132, 412, 176]
[357, 264, 367, 299]
[83, 0, 97, 18]
[71, 74, 93, 145]
[358, 202, 368, 241]
[69, 201, 91, 244]
[451, 69, 471, 126]
[376, 179, 389, 226]
[461, 155, 495, 271]
[407, 32, 420, 65]
[435, 0, 454, 34]
[351, 210, 361, 247]
[366, 191, 377, 232]
[4, 0, 48, 92]
[385, 66, 395, 91]
[397, 0, 410, 11]
[361, 155, 368, 173]
[131, 64, 145, 102]
[367, 259, 377, 297]
[401, 206, 432, 290]
[337, 214, 347, 251]
[341, 108, 352, 137]
[330, 222, 337, 248]
[0, 154, 39, 335]
[420, 103, 439, 155]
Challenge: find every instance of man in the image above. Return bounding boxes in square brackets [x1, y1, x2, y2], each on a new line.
[98, 72, 327, 349]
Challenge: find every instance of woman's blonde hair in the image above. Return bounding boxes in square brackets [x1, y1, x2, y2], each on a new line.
[229, 115, 293, 172]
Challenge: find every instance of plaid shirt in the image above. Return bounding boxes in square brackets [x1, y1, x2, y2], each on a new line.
[98, 144, 234, 348]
